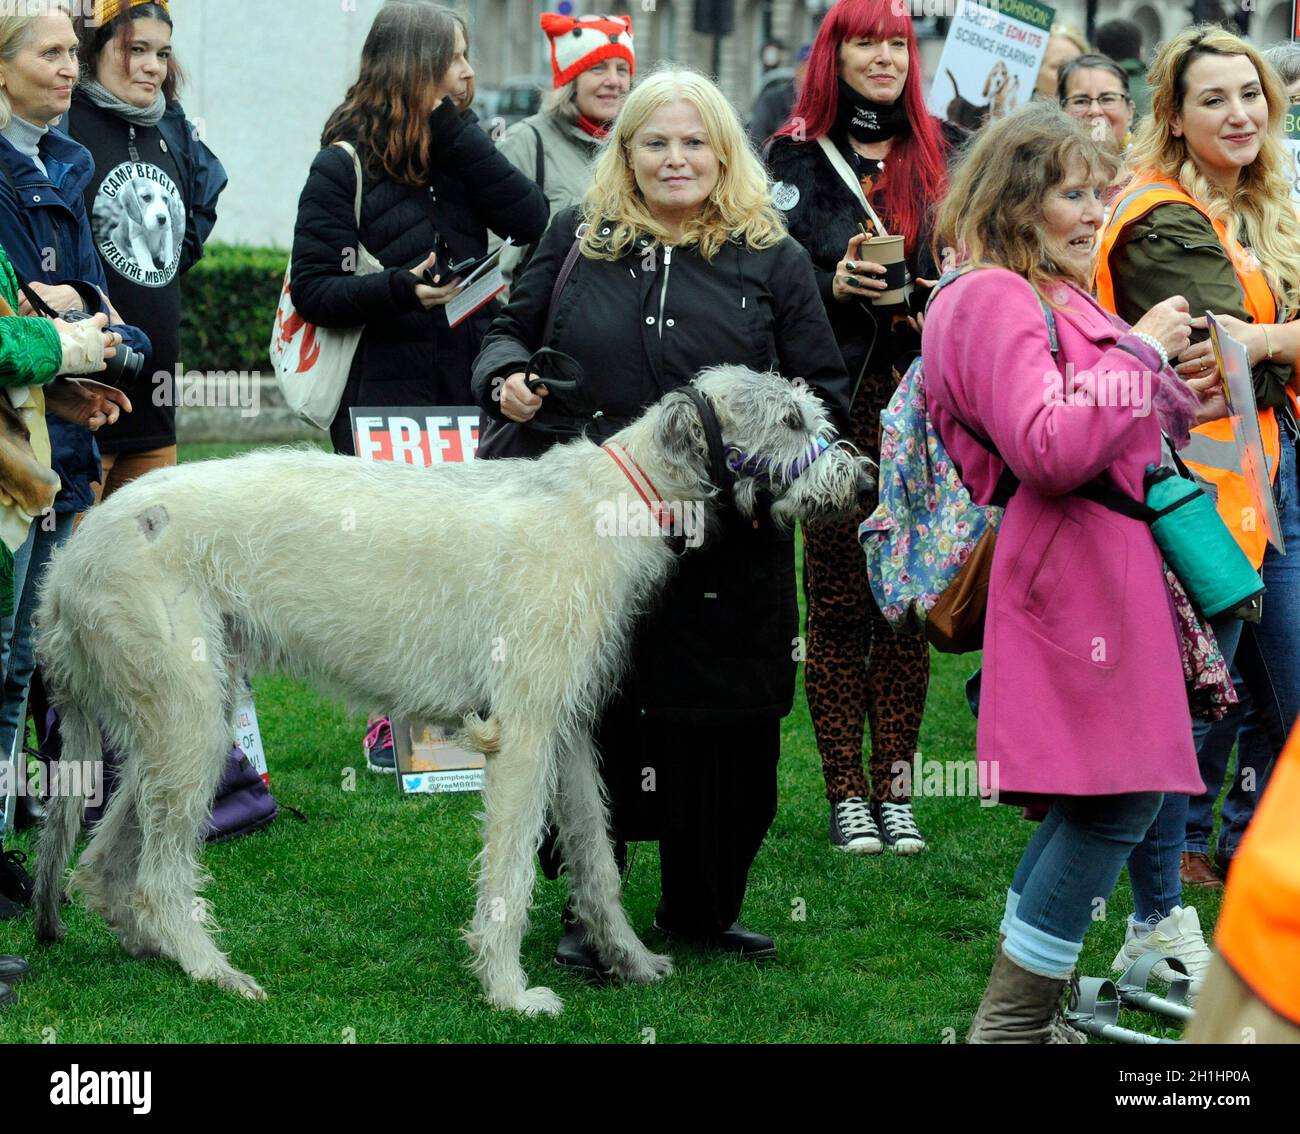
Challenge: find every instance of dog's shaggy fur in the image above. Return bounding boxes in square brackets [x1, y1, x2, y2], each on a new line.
[31, 366, 870, 1015]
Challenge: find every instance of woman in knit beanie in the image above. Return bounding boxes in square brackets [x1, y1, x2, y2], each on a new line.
[494, 13, 634, 291]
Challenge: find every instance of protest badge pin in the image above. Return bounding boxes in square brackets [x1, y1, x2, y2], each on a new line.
[772, 181, 800, 211]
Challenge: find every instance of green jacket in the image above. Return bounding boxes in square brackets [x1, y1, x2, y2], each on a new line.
[0, 243, 60, 388]
[1109, 202, 1292, 409]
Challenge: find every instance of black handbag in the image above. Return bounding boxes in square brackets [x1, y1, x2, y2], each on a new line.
[477, 226, 586, 459]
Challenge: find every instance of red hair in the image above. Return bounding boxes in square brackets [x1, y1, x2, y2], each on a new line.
[776, 0, 948, 255]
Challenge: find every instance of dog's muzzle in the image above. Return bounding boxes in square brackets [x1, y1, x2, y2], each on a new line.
[725, 436, 831, 487]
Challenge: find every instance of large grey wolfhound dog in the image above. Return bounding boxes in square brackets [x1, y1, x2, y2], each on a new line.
[32, 365, 869, 1015]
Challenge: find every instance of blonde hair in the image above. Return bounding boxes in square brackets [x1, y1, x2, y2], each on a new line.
[542, 79, 580, 125]
[581, 66, 785, 262]
[1126, 24, 1300, 317]
[935, 101, 1119, 301]
[0, 2, 74, 131]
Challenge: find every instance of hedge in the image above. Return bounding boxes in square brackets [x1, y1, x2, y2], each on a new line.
[179, 242, 288, 374]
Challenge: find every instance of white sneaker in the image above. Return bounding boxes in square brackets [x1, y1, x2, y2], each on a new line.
[875, 800, 927, 854]
[1111, 905, 1212, 998]
[829, 797, 883, 854]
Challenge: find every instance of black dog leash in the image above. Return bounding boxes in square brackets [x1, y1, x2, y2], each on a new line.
[673, 384, 730, 493]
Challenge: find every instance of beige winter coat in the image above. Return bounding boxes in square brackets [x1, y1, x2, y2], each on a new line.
[491, 111, 600, 292]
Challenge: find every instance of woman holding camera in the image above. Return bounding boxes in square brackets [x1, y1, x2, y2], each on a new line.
[764, 0, 962, 856]
[66, 0, 227, 502]
[290, 0, 546, 773]
[0, 231, 128, 934]
[291, 0, 546, 460]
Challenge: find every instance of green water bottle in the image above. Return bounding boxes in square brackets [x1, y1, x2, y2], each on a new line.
[1144, 465, 1264, 620]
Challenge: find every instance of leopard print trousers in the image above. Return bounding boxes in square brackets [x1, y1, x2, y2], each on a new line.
[804, 367, 930, 804]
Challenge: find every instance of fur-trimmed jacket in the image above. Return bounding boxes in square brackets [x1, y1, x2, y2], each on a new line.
[765, 122, 966, 392]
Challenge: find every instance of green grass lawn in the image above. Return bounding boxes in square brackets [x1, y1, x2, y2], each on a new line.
[0, 442, 1222, 1043]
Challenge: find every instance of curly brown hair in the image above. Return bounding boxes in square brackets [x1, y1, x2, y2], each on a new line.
[322, 1, 467, 188]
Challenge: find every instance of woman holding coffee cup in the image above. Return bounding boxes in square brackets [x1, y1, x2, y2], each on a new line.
[765, 0, 965, 857]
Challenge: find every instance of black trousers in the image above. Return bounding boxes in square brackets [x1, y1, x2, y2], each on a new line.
[544, 705, 781, 936]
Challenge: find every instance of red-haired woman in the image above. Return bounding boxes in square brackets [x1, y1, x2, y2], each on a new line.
[290, 1, 547, 771]
[765, 0, 963, 855]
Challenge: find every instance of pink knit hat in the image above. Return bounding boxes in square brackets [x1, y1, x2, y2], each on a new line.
[539, 13, 635, 89]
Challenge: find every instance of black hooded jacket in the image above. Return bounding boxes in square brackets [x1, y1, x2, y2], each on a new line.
[471, 205, 850, 722]
[765, 120, 967, 390]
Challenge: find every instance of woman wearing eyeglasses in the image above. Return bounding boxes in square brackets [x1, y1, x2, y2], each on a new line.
[1058, 54, 1134, 152]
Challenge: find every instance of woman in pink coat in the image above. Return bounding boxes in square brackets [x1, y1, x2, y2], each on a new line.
[921, 103, 1218, 1042]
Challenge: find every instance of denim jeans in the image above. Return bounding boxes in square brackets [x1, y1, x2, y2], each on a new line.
[1127, 428, 1300, 922]
[0, 513, 76, 762]
[1184, 640, 1286, 860]
[1010, 791, 1164, 945]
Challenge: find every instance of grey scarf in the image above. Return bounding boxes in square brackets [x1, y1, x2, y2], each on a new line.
[78, 78, 165, 127]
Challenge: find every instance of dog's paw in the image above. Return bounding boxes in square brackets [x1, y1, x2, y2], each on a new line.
[514, 985, 564, 1017]
[611, 948, 674, 985]
[215, 969, 267, 1001]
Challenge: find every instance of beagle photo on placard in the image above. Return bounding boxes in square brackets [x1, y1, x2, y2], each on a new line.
[92, 162, 187, 287]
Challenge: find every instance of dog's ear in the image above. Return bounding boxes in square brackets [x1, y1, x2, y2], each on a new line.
[125, 186, 145, 225]
[983, 63, 1007, 99]
[653, 391, 707, 475]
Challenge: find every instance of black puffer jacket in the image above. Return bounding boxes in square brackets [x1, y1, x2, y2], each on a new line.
[765, 122, 966, 387]
[472, 206, 850, 723]
[290, 99, 548, 454]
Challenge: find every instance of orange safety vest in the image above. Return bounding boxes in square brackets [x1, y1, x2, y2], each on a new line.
[1094, 174, 1297, 569]
[1216, 718, 1300, 1026]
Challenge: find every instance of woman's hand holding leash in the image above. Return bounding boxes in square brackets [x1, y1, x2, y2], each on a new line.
[500, 372, 547, 423]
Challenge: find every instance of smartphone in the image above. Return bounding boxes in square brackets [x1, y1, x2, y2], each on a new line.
[422, 234, 452, 284]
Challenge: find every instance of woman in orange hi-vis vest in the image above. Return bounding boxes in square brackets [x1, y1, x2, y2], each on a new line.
[1092, 25, 1300, 1003]
[1188, 716, 1300, 1044]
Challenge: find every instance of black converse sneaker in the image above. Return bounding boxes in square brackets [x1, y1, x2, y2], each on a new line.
[874, 800, 927, 855]
[829, 796, 883, 854]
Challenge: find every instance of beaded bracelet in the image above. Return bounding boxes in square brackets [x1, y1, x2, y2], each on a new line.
[1131, 331, 1169, 372]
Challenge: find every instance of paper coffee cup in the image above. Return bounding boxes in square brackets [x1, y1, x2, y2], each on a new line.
[863, 234, 912, 310]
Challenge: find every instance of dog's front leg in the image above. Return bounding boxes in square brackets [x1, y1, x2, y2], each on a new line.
[554, 734, 672, 984]
[465, 717, 563, 1016]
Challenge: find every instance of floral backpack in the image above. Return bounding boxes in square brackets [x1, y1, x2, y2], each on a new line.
[858, 269, 1056, 653]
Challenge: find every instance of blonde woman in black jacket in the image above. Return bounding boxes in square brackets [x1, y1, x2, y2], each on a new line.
[474, 68, 848, 971]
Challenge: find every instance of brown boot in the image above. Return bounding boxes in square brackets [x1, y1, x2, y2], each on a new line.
[995, 933, 1086, 1043]
[1180, 851, 1224, 890]
[968, 948, 1073, 1044]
